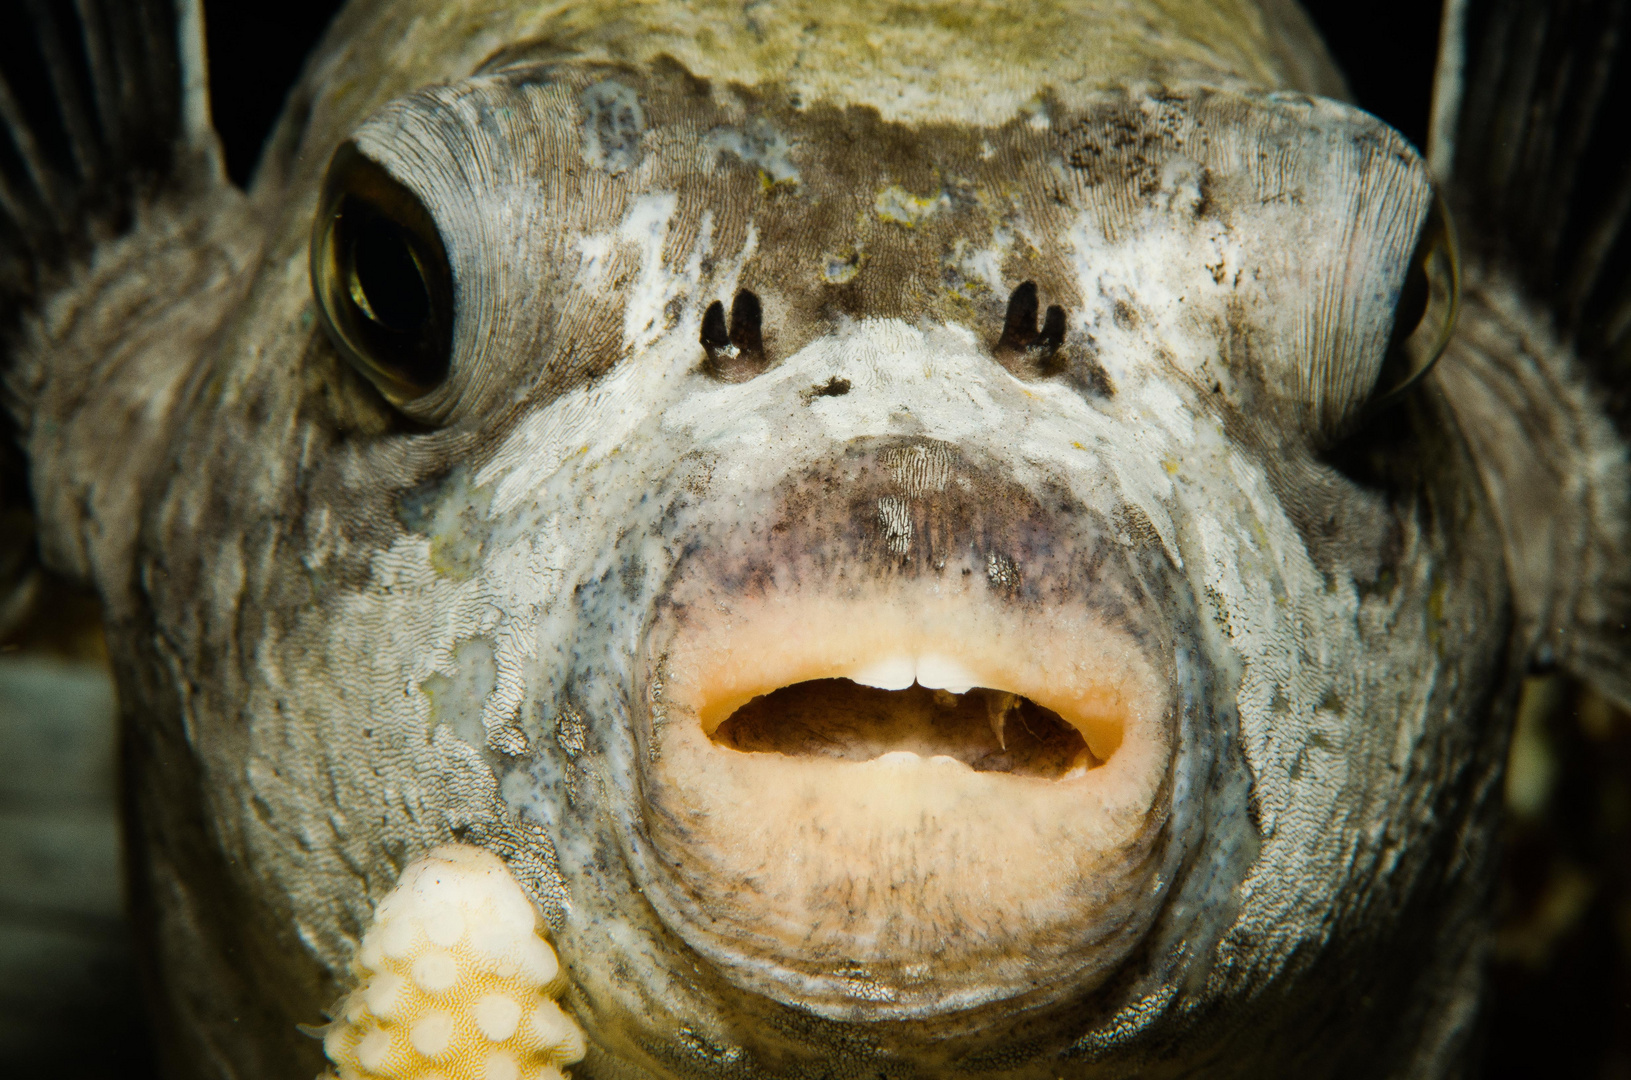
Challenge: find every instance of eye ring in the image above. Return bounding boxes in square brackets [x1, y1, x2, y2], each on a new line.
[1368, 191, 1461, 411]
[310, 141, 455, 407]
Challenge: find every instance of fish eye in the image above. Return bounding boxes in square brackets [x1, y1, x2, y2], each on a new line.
[1370, 193, 1461, 407]
[310, 141, 454, 407]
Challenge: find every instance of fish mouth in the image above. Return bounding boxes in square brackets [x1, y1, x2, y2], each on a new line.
[711, 679, 1098, 781]
[620, 440, 1184, 1022]
[689, 596, 1136, 778]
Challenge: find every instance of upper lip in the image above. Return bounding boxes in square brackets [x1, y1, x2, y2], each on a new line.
[683, 595, 1137, 766]
[606, 438, 1182, 1019]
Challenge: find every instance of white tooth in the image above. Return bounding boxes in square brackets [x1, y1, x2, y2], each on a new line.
[875, 750, 922, 767]
[985, 691, 1018, 750]
[914, 655, 979, 694]
[848, 656, 916, 691]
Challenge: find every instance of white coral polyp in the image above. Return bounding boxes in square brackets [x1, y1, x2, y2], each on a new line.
[323, 845, 586, 1080]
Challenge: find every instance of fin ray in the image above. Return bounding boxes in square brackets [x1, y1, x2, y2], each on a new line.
[1448, 0, 1631, 377]
[0, 0, 222, 327]
[1437, 0, 1631, 705]
[0, 73, 68, 230]
[23, 0, 102, 186]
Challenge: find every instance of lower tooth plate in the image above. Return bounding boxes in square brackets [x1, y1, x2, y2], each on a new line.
[322, 844, 586, 1080]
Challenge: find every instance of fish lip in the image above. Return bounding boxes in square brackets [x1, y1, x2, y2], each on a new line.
[680, 597, 1138, 768]
[610, 439, 1193, 1021]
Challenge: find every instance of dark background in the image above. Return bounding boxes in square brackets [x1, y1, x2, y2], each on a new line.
[2, 1, 1625, 1077]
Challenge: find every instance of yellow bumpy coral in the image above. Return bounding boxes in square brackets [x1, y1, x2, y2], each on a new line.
[323, 845, 586, 1080]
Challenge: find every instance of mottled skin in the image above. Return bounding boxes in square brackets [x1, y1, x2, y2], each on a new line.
[8, 1, 1630, 1078]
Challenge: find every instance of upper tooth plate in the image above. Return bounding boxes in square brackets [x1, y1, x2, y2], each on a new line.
[847, 654, 981, 694]
[847, 656, 916, 690]
[914, 655, 979, 694]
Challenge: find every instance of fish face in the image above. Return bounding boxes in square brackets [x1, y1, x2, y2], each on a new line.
[147, 53, 1508, 1077]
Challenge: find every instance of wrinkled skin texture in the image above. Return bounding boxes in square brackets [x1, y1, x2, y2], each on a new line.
[10, 1, 1631, 1078]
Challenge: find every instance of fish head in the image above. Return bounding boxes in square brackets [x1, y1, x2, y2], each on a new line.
[149, 44, 1506, 1079]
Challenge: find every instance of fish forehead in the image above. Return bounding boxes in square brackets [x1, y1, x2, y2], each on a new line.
[260, 0, 1344, 209]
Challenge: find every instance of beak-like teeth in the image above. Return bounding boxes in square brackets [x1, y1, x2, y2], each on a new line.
[914, 654, 980, 694]
[846, 654, 983, 694]
[847, 656, 916, 691]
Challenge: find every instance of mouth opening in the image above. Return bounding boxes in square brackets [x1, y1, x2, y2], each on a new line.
[711, 678, 1098, 780]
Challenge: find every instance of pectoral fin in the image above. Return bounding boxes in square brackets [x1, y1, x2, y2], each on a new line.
[1432, 0, 1631, 707]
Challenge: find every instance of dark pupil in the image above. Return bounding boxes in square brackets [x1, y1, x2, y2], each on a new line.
[350, 210, 431, 335]
[1393, 257, 1430, 341]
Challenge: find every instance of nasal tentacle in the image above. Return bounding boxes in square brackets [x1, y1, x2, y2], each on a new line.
[702, 288, 769, 382]
[994, 281, 1067, 376]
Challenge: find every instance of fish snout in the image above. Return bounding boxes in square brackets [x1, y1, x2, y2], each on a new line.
[616, 438, 1212, 1022]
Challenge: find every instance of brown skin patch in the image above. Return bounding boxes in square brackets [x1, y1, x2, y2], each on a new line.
[661, 437, 1098, 604]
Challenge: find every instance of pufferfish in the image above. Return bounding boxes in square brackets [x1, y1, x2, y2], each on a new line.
[1, 0, 1628, 1077]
